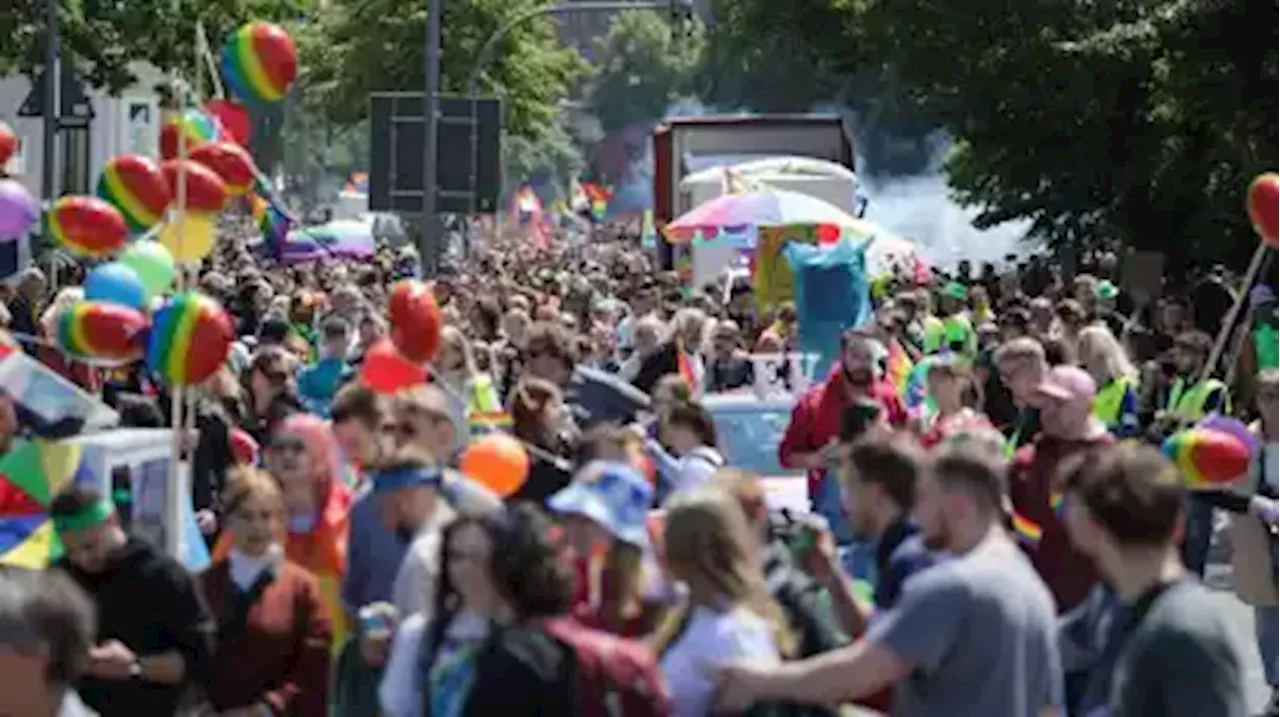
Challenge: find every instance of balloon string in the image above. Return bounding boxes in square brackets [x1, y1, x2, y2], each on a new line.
[196, 23, 226, 101]
[423, 363, 573, 472]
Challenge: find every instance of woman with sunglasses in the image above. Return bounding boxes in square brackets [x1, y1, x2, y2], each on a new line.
[213, 413, 353, 655]
[242, 346, 304, 445]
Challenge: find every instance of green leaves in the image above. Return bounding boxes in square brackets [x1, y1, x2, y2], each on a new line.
[584, 9, 706, 132]
[705, 0, 1278, 267]
[309, 0, 587, 141]
[0, 0, 314, 97]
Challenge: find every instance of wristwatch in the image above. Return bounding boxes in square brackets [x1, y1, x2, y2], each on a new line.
[128, 660, 143, 680]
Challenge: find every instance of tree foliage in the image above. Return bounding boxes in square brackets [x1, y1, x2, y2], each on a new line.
[701, 0, 1278, 267]
[0, 0, 312, 94]
[583, 10, 706, 133]
[303, 0, 587, 141]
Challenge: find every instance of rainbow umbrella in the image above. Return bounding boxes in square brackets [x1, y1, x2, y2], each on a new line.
[662, 188, 873, 244]
[0, 440, 90, 569]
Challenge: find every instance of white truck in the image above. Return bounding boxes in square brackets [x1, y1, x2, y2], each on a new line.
[651, 115, 858, 286]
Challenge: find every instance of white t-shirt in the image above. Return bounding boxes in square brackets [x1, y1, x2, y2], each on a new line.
[659, 605, 779, 717]
[379, 610, 490, 717]
[391, 503, 456, 619]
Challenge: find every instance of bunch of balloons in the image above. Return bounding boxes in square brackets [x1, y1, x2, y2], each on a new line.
[359, 279, 441, 394]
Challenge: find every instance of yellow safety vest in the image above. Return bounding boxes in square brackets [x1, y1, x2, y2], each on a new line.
[1093, 376, 1137, 427]
[467, 374, 510, 434]
[1167, 377, 1230, 423]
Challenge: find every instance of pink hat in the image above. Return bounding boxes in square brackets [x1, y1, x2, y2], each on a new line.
[1035, 365, 1096, 406]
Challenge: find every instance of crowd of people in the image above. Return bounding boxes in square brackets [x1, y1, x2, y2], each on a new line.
[0, 217, 1276, 717]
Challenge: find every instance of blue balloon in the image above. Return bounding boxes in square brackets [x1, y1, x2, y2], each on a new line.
[85, 262, 147, 310]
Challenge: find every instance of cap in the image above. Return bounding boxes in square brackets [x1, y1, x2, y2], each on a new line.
[941, 281, 967, 300]
[547, 461, 652, 548]
[1035, 365, 1097, 405]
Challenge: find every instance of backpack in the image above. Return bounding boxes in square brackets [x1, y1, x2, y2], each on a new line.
[541, 617, 671, 717]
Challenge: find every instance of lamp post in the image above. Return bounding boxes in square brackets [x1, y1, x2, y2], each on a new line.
[420, 0, 443, 277]
[41, 0, 60, 201]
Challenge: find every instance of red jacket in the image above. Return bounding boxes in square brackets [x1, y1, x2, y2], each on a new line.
[1009, 433, 1112, 613]
[779, 366, 907, 495]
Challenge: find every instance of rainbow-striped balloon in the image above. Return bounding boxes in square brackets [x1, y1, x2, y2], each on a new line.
[160, 108, 222, 161]
[1161, 427, 1251, 489]
[56, 301, 148, 363]
[96, 155, 172, 234]
[48, 196, 129, 258]
[146, 292, 234, 386]
[221, 22, 298, 104]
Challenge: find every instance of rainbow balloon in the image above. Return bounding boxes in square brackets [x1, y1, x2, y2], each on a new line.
[160, 108, 222, 161]
[48, 196, 128, 258]
[221, 22, 298, 104]
[189, 142, 257, 196]
[146, 292, 234, 386]
[56, 301, 148, 363]
[96, 155, 172, 234]
[1162, 427, 1251, 489]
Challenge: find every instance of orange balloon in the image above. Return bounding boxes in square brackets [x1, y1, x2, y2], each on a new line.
[460, 433, 530, 498]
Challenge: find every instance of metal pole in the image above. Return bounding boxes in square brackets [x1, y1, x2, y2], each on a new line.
[465, 1, 668, 96]
[41, 0, 59, 201]
[421, 0, 443, 277]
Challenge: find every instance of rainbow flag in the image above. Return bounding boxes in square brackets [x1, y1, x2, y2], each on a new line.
[249, 192, 293, 256]
[887, 338, 913, 396]
[1011, 511, 1043, 547]
[469, 410, 514, 436]
[1050, 491, 1064, 520]
[581, 181, 612, 222]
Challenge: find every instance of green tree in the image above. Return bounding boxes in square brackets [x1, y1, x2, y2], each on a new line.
[700, 0, 844, 113]
[305, 0, 587, 142]
[584, 10, 705, 133]
[0, 0, 313, 94]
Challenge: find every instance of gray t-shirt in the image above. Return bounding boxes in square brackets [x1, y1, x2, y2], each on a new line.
[1109, 579, 1248, 717]
[866, 533, 1062, 717]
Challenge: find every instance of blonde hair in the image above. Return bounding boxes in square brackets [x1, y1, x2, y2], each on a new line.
[652, 488, 796, 657]
[220, 467, 285, 519]
[1077, 324, 1137, 383]
[440, 325, 478, 377]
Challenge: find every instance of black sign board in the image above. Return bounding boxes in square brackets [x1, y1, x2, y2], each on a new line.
[18, 66, 95, 120]
[369, 93, 502, 215]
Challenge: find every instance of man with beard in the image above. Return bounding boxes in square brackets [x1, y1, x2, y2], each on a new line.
[780, 330, 907, 538]
[711, 445, 1061, 716]
[50, 485, 215, 716]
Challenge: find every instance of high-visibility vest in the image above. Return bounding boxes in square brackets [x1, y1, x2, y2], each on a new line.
[1094, 376, 1137, 427]
[923, 316, 945, 353]
[1167, 377, 1230, 423]
[467, 374, 510, 434]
